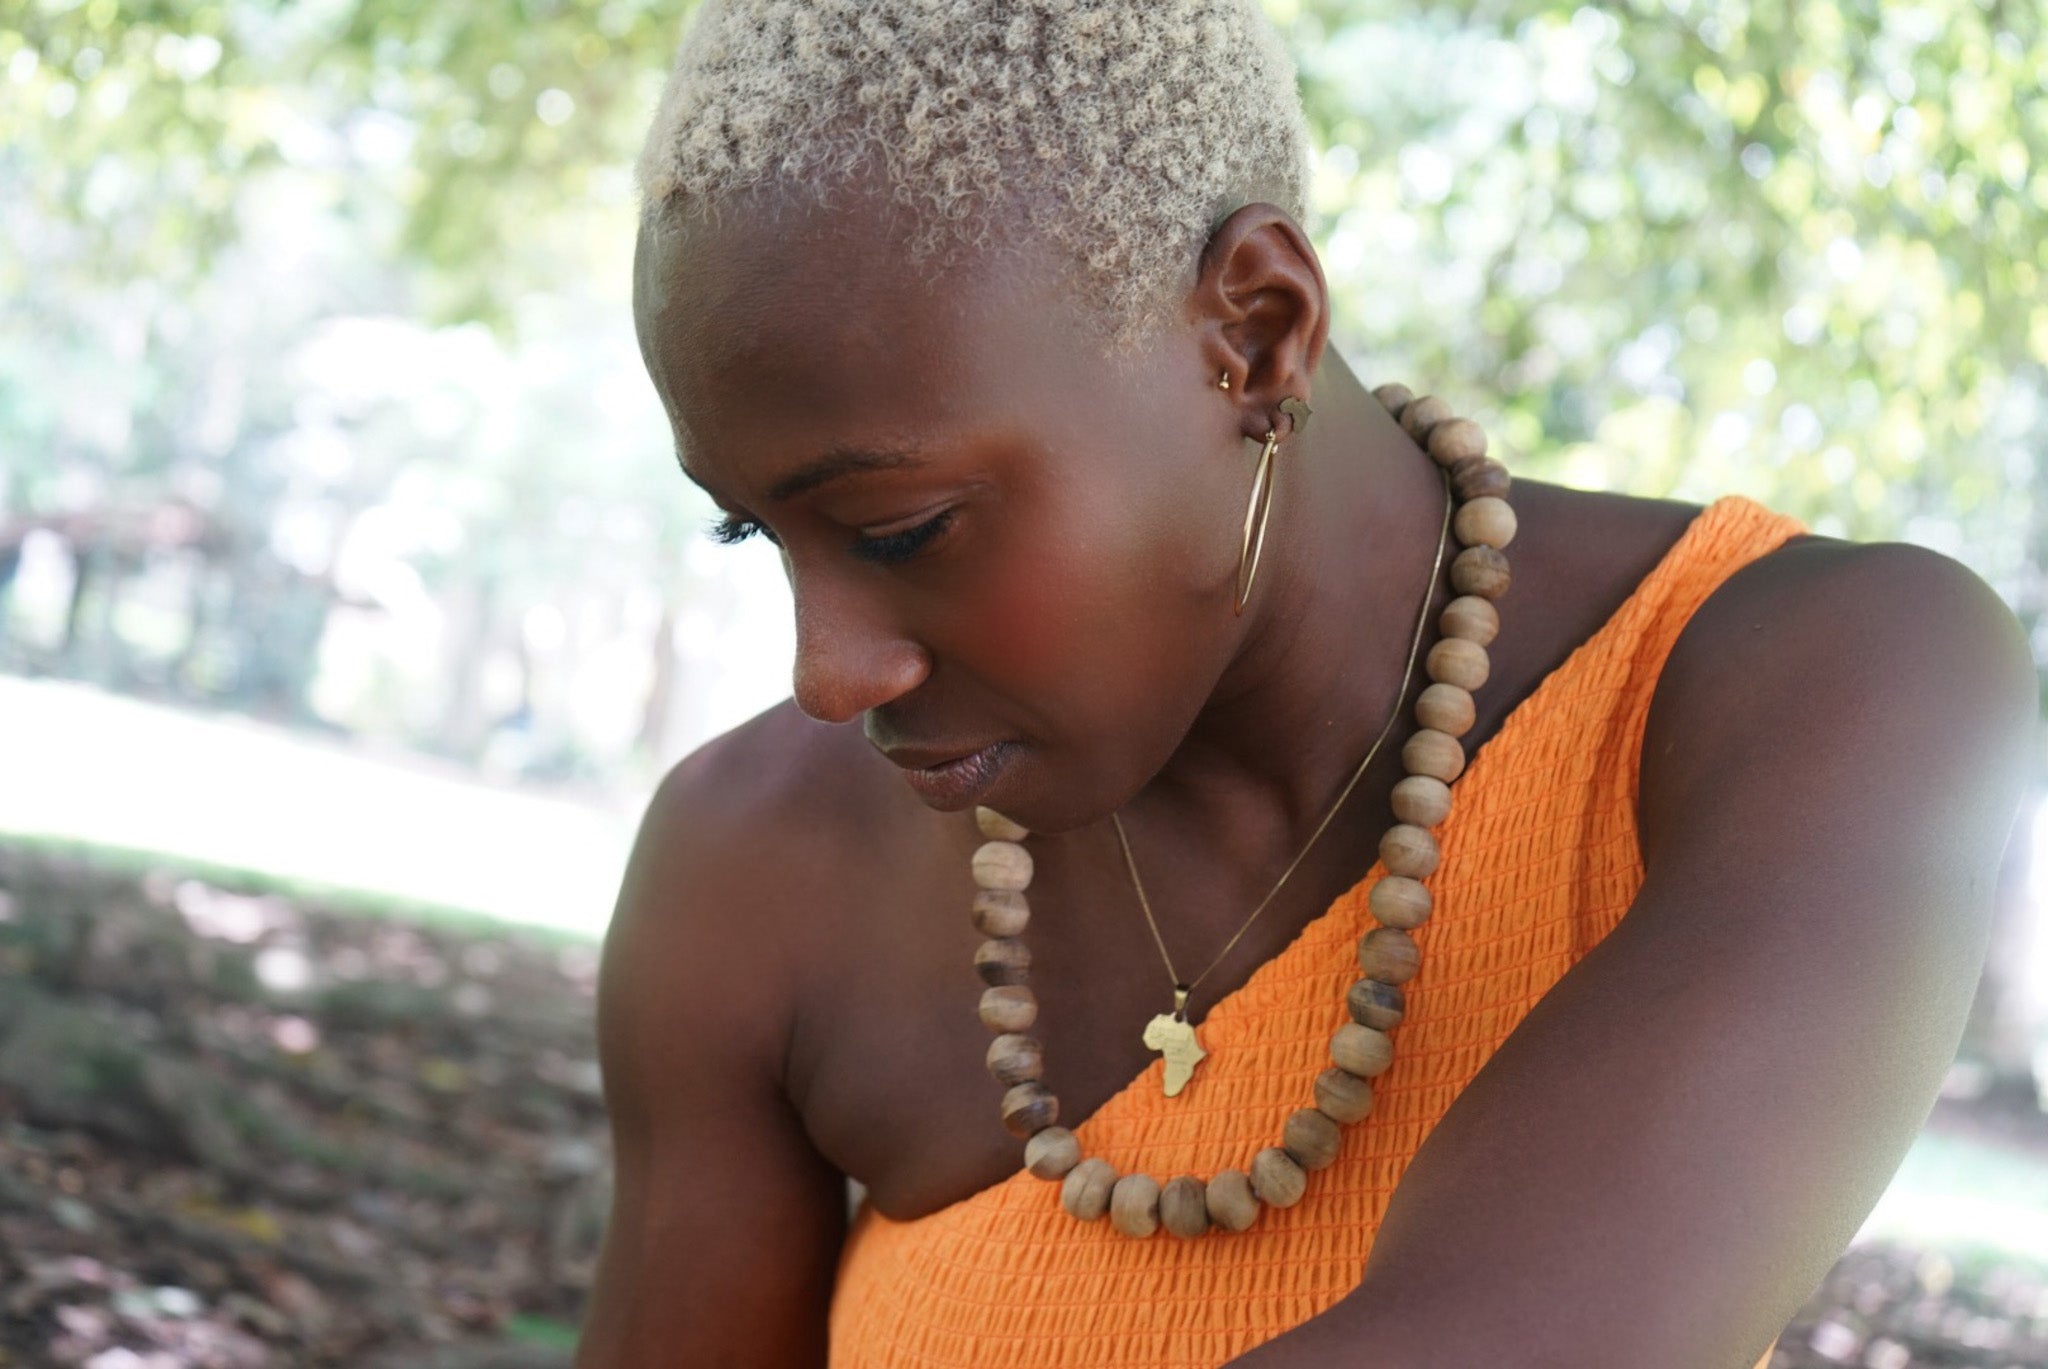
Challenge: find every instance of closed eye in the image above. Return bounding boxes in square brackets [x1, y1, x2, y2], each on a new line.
[703, 509, 955, 565]
[851, 509, 955, 565]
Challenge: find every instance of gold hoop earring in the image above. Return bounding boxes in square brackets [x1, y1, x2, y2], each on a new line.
[1233, 427, 1281, 616]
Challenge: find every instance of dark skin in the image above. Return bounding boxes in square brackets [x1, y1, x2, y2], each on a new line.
[575, 180, 2038, 1369]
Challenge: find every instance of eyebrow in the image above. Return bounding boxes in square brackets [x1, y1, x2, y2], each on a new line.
[680, 443, 928, 505]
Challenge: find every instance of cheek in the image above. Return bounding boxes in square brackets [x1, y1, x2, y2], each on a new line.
[946, 485, 1236, 736]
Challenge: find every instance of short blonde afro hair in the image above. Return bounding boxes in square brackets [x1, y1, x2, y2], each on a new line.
[635, 0, 1311, 347]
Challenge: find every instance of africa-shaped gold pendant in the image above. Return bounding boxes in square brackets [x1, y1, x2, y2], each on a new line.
[1142, 988, 1208, 1097]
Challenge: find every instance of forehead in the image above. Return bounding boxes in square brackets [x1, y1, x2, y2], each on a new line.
[633, 187, 1108, 489]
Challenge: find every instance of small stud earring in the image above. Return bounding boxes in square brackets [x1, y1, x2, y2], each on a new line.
[1217, 370, 1232, 391]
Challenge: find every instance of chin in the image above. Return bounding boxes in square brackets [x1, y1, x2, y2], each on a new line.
[973, 748, 1148, 838]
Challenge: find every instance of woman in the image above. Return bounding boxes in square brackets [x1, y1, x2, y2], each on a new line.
[576, 3, 2036, 1366]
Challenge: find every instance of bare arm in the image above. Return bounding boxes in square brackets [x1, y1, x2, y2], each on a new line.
[575, 745, 849, 1369]
[1228, 540, 2037, 1368]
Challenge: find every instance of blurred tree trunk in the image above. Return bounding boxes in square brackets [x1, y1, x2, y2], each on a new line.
[636, 599, 678, 760]
[1960, 789, 2041, 1093]
[58, 541, 97, 662]
[170, 550, 220, 698]
[0, 537, 21, 646]
[436, 575, 501, 761]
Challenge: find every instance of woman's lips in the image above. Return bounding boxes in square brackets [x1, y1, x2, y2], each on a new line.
[899, 741, 1016, 810]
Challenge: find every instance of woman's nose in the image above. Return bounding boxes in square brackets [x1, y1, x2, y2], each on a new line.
[789, 579, 929, 725]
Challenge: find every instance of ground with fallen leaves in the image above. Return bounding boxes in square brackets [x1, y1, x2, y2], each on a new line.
[0, 843, 2044, 1367]
[0, 845, 603, 1367]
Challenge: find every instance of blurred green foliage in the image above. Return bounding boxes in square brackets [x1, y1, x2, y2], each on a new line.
[1, 0, 2043, 769]
[1288, 0, 2045, 598]
[1, 0, 670, 319]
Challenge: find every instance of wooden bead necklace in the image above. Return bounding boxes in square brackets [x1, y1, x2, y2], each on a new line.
[966, 384, 1516, 1238]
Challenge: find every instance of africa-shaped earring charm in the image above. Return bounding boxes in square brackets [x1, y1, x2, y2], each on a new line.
[1142, 986, 1209, 1097]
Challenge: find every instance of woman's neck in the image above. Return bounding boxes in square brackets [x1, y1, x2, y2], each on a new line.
[1125, 350, 1457, 873]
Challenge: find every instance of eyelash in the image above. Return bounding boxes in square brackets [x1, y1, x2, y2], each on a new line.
[704, 510, 955, 565]
[708, 513, 778, 547]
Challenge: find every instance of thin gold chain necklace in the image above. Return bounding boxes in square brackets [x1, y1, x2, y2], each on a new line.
[1111, 473, 1454, 1096]
[966, 383, 1517, 1237]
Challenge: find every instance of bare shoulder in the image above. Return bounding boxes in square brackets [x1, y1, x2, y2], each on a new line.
[1679, 530, 2025, 645]
[640, 698, 915, 916]
[615, 697, 903, 1046]
[1655, 532, 2032, 735]
[1641, 530, 2035, 877]
[656, 696, 895, 843]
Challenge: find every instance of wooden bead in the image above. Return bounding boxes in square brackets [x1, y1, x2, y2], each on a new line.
[979, 984, 1038, 1033]
[1346, 977, 1406, 1031]
[1454, 495, 1517, 551]
[970, 888, 1030, 938]
[975, 806, 1029, 841]
[1440, 594, 1499, 645]
[1371, 382, 1414, 415]
[1249, 1147, 1308, 1208]
[1001, 1081, 1059, 1137]
[1206, 1169, 1260, 1232]
[1398, 395, 1453, 442]
[1283, 1107, 1343, 1171]
[1368, 875, 1433, 929]
[1315, 1067, 1376, 1124]
[1378, 825, 1440, 880]
[1400, 728, 1466, 784]
[1389, 774, 1452, 827]
[1357, 927, 1422, 984]
[1024, 1126, 1081, 1179]
[971, 840, 1033, 891]
[1061, 1157, 1118, 1221]
[974, 937, 1031, 987]
[1450, 455, 1512, 502]
[1426, 417, 1488, 466]
[1450, 545, 1511, 599]
[1331, 1023, 1396, 1078]
[1160, 1175, 1211, 1238]
[1109, 1173, 1162, 1238]
[1414, 682, 1475, 737]
[986, 1033, 1043, 1086]
[1426, 637, 1490, 691]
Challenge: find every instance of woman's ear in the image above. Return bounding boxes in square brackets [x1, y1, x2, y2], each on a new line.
[1190, 202, 1331, 442]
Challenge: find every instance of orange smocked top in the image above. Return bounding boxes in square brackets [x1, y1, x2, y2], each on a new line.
[828, 493, 1807, 1369]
